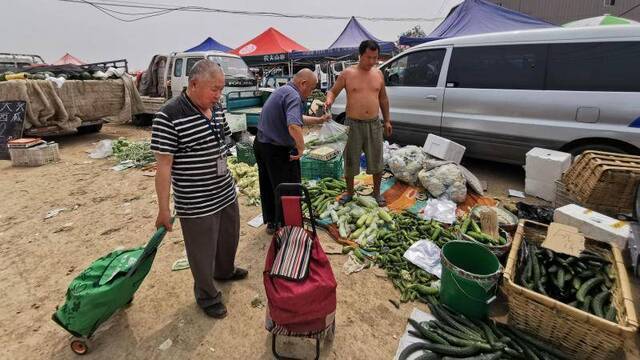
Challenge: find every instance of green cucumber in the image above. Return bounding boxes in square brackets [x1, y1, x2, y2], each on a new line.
[441, 352, 502, 360]
[591, 290, 610, 318]
[399, 342, 481, 359]
[605, 305, 617, 322]
[471, 219, 482, 233]
[408, 318, 449, 345]
[576, 276, 604, 302]
[461, 217, 471, 234]
[433, 305, 483, 340]
[580, 295, 593, 312]
[508, 327, 570, 359]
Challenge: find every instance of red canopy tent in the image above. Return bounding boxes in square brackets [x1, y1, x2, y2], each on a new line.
[231, 27, 307, 66]
[53, 53, 86, 65]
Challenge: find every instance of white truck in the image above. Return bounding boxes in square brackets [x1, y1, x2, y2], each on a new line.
[135, 51, 258, 130]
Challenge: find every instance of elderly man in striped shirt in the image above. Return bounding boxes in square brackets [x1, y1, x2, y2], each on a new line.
[151, 59, 247, 319]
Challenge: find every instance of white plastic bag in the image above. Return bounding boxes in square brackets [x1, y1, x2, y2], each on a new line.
[89, 140, 113, 159]
[419, 198, 457, 224]
[318, 119, 348, 143]
[403, 240, 442, 278]
[387, 145, 426, 185]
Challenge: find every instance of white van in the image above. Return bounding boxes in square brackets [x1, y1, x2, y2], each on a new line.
[169, 51, 256, 107]
[331, 26, 640, 164]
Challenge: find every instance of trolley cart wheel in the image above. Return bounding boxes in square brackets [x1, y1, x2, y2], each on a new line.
[271, 334, 320, 360]
[70, 339, 89, 355]
[126, 296, 134, 307]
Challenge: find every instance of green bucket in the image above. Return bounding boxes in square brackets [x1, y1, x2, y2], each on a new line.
[440, 241, 502, 319]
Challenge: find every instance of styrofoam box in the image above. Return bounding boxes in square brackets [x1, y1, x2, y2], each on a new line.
[525, 147, 572, 181]
[422, 134, 466, 164]
[525, 177, 556, 202]
[553, 204, 631, 249]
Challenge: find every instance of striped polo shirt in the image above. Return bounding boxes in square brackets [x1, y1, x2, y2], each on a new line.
[150, 91, 236, 218]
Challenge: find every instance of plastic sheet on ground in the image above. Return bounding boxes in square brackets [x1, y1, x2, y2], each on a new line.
[393, 308, 437, 360]
[403, 240, 442, 278]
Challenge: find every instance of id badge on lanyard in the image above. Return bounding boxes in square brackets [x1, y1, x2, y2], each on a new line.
[205, 115, 227, 176]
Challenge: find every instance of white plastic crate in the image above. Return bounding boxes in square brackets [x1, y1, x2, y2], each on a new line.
[9, 143, 60, 167]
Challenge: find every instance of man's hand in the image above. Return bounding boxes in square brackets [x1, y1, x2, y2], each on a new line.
[323, 99, 333, 113]
[319, 113, 331, 123]
[289, 153, 303, 161]
[384, 121, 393, 138]
[155, 209, 173, 231]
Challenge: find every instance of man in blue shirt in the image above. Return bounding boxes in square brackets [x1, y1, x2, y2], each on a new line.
[254, 69, 330, 234]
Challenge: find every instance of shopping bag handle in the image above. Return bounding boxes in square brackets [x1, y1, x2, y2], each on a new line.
[127, 217, 176, 277]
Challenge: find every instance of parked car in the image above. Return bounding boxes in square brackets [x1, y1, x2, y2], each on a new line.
[0, 53, 45, 72]
[331, 26, 640, 164]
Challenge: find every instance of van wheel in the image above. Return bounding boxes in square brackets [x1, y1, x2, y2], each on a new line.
[566, 143, 630, 157]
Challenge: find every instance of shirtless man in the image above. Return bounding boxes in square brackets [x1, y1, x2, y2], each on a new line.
[324, 40, 392, 206]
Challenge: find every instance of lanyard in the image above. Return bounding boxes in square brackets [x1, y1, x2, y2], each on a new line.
[204, 113, 224, 144]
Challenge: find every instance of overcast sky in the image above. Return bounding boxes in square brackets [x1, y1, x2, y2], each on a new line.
[4, 0, 461, 70]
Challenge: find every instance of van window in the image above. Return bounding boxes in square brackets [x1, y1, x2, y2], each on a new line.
[173, 58, 183, 77]
[546, 42, 640, 92]
[186, 57, 202, 76]
[384, 49, 446, 87]
[208, 56, 252, 78]
[447, 45, 546, 90]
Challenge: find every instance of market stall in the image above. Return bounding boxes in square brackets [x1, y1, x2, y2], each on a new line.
[230, 122, 639, 359]
[398, 0, 556, 47]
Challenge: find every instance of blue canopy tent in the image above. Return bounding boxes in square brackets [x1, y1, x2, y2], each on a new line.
[291, 17, 396, 61]
[398, 0, 556, 47]
[185, 37, 232, 53]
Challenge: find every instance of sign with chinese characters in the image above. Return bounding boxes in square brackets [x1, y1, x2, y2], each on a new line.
[0, 101, 26, 160]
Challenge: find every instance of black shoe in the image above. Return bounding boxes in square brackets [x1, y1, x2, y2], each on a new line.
[266, 222, 277, 235]
[215, 267, 248, 282]
[203, 302, 227, 318]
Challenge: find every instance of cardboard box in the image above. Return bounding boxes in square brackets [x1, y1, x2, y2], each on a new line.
[553, 204, 632, 249]
[525, 177, 556, 202]
[422, 134, 465, 164]
[525, 147, 572, 181]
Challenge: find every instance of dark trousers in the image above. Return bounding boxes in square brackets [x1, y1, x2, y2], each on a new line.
[253, 140, 301, 225]
[179, 200, 240, 309]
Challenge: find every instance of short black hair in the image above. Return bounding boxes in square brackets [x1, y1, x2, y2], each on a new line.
[359, 40, 380, 55]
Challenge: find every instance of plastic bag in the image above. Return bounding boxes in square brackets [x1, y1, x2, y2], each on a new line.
[403, 240, 442, 278]
[419, 198, 457, 224]
[418, 163, 467, 203]
[318, 119, 348, 143]
[387, 145, 426, 185]
[88, 140, 113, 159]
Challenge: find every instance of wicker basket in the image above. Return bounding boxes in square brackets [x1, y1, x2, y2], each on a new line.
[236, 142, 256, 166]
[502, 220, 638, 360]
[301, 154, 343, 180]
[562, 151, 640, 215]
[9, 143, 59, 167]
[553, 180, 583, 209]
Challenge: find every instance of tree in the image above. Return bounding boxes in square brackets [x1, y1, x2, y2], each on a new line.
[398, 25, 426, 39]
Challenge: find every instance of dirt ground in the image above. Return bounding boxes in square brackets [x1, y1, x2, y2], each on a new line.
[1, 123, 638, 359]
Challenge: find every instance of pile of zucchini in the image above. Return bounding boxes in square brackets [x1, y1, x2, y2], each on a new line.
[400, 297, 570, 360]
[304, 178, 346, 216]
[517, 240, 617, 322]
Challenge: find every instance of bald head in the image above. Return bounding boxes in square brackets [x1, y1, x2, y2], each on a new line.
[186, 59, 225, 112]
[292, 68, 318, 99]
[188, 59, 224, 83]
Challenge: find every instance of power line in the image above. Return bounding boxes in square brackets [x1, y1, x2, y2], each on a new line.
[619, 2, 640, 17]
[59, 0, 446, 23]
